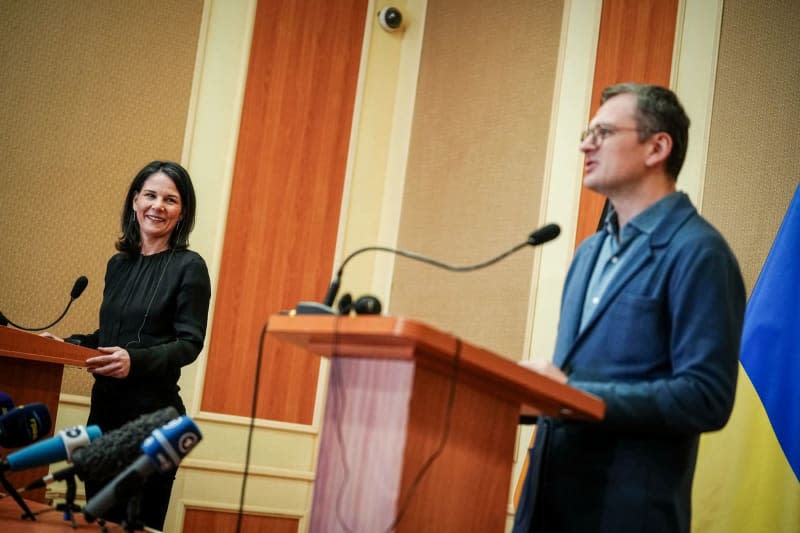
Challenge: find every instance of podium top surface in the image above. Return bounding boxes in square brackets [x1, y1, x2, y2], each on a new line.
[268, 314, 605, 421]
[0, 327, 98, 367]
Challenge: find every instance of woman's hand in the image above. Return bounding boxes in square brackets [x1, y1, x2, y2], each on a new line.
[40, 332, 64, 342]
[86, 347, 131, 379]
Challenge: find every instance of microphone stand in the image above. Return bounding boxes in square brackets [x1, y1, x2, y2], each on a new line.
[123, 491, 144, 533]
[61, 475, 81, 525]
[0, 470, 36, 521]
[32, 472, 82, 527]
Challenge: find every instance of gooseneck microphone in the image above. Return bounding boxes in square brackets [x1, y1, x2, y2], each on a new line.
[322, 223, 561, 307]
[0, 276, 89, 331]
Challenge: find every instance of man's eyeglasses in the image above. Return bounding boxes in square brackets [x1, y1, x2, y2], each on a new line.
[579, 124, 642, 146]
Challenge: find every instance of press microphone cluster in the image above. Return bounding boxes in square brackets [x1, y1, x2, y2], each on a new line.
[0, 275, 88, 331]
[22, 406, 180, 492]
[318, 223, 561, 309]
[83, 415, 202, 523]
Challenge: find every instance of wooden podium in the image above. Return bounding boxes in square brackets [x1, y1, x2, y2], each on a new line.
[267, 315, 604, 533]
[0, 327, 98, 499]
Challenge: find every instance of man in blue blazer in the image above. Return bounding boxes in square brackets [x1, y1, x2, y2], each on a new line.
[513, 84, 745, 533]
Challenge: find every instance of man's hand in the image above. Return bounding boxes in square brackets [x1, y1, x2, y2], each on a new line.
[519, 359, 568, 384]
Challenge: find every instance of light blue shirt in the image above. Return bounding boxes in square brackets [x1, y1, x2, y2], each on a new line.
[579, 192, 683, 332]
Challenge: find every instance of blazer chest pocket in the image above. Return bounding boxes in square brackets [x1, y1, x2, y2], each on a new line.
[606, 292, 668, 365]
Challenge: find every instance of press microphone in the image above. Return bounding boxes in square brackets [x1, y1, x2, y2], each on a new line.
[321, 223, 561, 308]
[1, 425, 101, 472]
[21, 406, 179, 492]
[0, 275, 89, 331]
[0, 403, 52, 449]
[0, 392, 13, 415]
[83, 415, 202, 522]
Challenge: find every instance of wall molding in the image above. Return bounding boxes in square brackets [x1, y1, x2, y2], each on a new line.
[181, 458, 315, 480]
[671, 0, 724, 208]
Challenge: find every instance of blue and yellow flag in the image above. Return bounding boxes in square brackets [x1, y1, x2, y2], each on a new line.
[740, 184, 800, 482]
[693, 184, 800, 533]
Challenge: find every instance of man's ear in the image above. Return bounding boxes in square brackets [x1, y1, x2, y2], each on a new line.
[645, 132, 673, 169]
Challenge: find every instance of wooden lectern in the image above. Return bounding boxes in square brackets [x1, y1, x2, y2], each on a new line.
[0, 327, 98, 499]
[267, 315, 604, 533]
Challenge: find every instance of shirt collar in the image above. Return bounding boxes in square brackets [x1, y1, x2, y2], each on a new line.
[604, 191, 683, 240]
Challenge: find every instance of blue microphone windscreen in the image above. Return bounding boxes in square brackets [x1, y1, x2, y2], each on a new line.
[5, 423, 102, 470]
[141, 416, 202, 472]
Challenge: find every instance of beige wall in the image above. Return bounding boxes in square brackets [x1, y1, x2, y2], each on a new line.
[390, 0, 564, 361]
[0, 0, 203, 396]
[692, 0, 800, 531]
[701, 0, 800, 290]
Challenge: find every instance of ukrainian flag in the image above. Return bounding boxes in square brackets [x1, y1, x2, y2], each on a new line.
[693, 184, 800, 532]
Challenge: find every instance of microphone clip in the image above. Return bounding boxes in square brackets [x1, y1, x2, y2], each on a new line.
[291, 302, 336, 315]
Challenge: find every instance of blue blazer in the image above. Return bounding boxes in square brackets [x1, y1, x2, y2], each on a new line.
[514, 193, 745, 533]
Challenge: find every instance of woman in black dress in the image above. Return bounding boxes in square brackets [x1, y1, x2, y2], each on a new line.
[46, 161, 211, 529]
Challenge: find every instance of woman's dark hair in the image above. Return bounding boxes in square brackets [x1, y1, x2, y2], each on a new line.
[116, 161, 197, 254]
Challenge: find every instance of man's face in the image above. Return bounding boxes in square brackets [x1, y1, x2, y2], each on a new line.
[580, 93, 651, 196]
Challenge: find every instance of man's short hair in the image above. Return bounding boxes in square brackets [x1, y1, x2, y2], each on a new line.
[601, 83, 690, 180]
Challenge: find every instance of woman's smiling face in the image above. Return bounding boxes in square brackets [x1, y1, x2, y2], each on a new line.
[132, 171, 183, 250]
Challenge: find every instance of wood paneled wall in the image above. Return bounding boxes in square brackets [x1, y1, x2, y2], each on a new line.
[201, 0, 368, 422]
[183, 508, 298, 533]
[574, 0, 679, 247]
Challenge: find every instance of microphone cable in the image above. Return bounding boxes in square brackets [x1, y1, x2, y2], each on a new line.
[126, 246, 176, 350]
[328, 316, 463, 533]
[330, 315, 355, 533]
[382, 338, 461, 533]
[235, 317, 269, 533]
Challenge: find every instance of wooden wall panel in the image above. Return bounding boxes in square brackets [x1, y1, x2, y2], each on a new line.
[574, 0, 679, 247]
[183, 508, 298, 533]
[202, 0, 368, 422]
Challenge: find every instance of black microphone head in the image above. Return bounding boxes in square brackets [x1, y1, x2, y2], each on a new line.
[71, 406, 179, 482]
[337, 293, 353, 314]
[0, 403, 52, 448]
[0, 391, 13, 415]
[70, 276, 89, 299]
[353, 295, 382, 315]
[527, 223, 561, 246]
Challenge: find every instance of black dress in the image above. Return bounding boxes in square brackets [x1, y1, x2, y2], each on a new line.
[74, 248, 211, 529]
